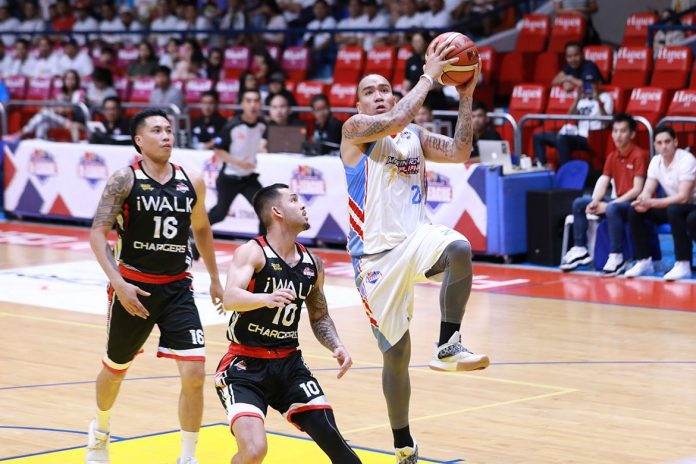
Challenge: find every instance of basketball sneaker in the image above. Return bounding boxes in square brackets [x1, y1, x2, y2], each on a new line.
[85, 420, 109, 464]
[664, 261, 692, 281]
[560, 246, 592, 271]
[395, 441, 418, 463]
[429, 331, 490, 372]
[602, 253, 625, 276]
[624, 258, 653, 278]
[176, 458, 199, 464]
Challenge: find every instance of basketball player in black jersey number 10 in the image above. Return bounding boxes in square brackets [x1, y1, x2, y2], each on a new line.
[85, 109, 224, 464]
[215, 183, 361, 463]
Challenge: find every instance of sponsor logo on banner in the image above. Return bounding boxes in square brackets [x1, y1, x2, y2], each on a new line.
[366, 271, 382, 284]
[290, 165, 326, 204]
[78, 151, 108, 187]
[203, 155, 222, 190]
[425, 171, 453, 212]
[28, 149, 58, 183]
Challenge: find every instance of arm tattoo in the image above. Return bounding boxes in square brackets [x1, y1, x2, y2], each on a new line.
[343, 115, 392, 140]
[454, 95, 474, 151]
[305, 255, 342, 351]
[92, 168, 133, 229]
[423, 133, 454, 158]
[104, 243, 119, 273]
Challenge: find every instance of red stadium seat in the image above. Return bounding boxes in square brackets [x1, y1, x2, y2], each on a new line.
[544, 85, 577, 129]
[26, 76, 52, 100]
[612, 46, 652, 89]
[667, 89, 696, 150]
[251, 45, 282, 73]
[294, 81, 329, 106]
[216, 79, 240, 105]
[117, 46, 138, 69]
[395, 45, 412, 85]
[281, 46, 311, 83]
[333, 46, 366, 85]
[548, 14, 586, 53]
[681, 12, 696, 36]
[329, 83, 357, 116]
[584, 45, 613, 83]
[515, 14, 550, 52]
[599, 84, 627, 113]
[114, 77, 131, 101]
[223, 46, 250, 79]
[533, 51, 562, 85]
[625, 86, 667, 147]
[129, 77, 156, 102]
[478, 46, 497, 85]
[364, 46, 397, 81]
[622, 13, 658, 46]
[184, 78, 213, 103]
[4, 75, 28, 99]
[651, 46, 692, 91]
[496, 52, 534, 97]
[509, 84, 548, 156]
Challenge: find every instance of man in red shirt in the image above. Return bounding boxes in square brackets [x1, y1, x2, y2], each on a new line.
[561, 113, 649, 275]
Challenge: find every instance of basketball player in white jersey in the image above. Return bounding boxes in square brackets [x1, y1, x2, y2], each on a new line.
[340, 40, 489, 462]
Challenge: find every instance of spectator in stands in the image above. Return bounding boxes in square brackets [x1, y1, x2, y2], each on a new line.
[471, 101, 502, 160]
[5, 39, 36, 78]
[127, 42, 159, 79]
[57, 38, 94, 77]
[0, 6, 20, 47]
[302, 0, 337, 78]
[654, 9, 685, 57]
[672, 0, 696, 13]
[336, 0, 364, 47]
[414, 103, 434, 126]
[264, 72, 297, 107]
[150, 65, 185, 109]
[99, 3, 124, 46]
[251, 47, 282, 87]
[403, 30, 428, 92]
[72, 2, 99, 46]
[150, 0, 184, 47]
[238, 71, 260, 103]
[118, 7, 144, 47]
[173, 39, 207, 81]
[18, 1, 44, 43]
[392, 90, 403, 103]
[205, 47, 224, 81]
[260, 0, 288, 45]
[359, 0, 389, 51]
[31, 36, 57, 77]
[420, 0, 452, 29]
[552, 41, 603, 92]
[309, 93, 342, 148]
[391, 0, 420, 46]
[560, 113, 648, 276]
[3, 70, 84, 143]
[266, 93, 305, 128]
[51, 0, 74, 32]
[533, 79, 613, 168]
[625, 126, 696, 280]
[89, 96, 131, 145]
[86, 67, 118, 111]
[96, 47, 123, 78]
[159, 38, 182, 69]
[181, 2, 211, 46]
[191, 90, 227, 149]
[0, 42, 11, 74]
[218, 0, 245, 46]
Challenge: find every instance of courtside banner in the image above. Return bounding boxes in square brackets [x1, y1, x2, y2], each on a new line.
[2, 140, 487, 249]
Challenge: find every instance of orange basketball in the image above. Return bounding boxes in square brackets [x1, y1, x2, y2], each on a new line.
[426, 32, 479, 86]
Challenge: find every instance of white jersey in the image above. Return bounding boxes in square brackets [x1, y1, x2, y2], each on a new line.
[343, 124, 429, 257]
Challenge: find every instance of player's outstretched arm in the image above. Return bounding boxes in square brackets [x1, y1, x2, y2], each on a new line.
[305, 254, 353, 379]
[416, 63, 480, 164]
[89, 167, 150, 319]
[222, 241, 296, 312]
[188, 171, 223, 306]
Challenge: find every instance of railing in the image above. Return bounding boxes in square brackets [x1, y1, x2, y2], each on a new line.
[4, 100, 92, 136]
[656, 115, 696, 128]
[0, 102, 7, 137]
[516, 114, 655, 157]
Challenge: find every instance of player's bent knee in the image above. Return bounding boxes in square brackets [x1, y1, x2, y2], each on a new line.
[448, 239, 472, 261]
[179, 360, 206, 390]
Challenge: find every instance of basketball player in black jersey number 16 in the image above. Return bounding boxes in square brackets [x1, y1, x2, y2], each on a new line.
[85, 109, 224, 464]
[215, 183, 361, 463]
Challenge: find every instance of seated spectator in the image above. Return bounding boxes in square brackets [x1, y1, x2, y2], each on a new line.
[181, 2, 211, 46]
[260, 0, 288, 46]
[264, 72, 297, 107]
[72, 2, 99, 46]
[266, 93, 305, 127]
[251, 48, 282, 88]
[552, 41, 603, 91]
[471, 101, 502, 160]
[391, 0, 420, 46]
[309, 93, 342, 148]
[191, 90, 227, 149]
[533, 79, 613, 168]
[414, 103, 434, 126]
[238, 71, 260, 103]
[359, 0, 389, 51]
[3, 70, 85, 142]
[99, 3, 124, 46]
[150, 65, 185, 109]
[57, 38, 94, 77]
[625, 126, 696, 280]
[127, 42, 159, 80]
[218, 0, 245, 46]
[404, 31, 428, 92]
[31, 37, 59, 78]
[119, 7, 144, 47]
[336, 0, 364, 47]
[0, 6, 21, 47]
[420, 0, 452, 29]
[173, 39, 207, 81]
[18, 1, 44, 44]
[205, 47, 224, 81]
[150, 0, 184, 48]
[86, 67, 118, 111]
[560, 113, 648, 276]
[96, 47, 124, 78]
[159, 38, 182, 69]
[51, 0, 75, 32]
[302, 0, 337, 78]
[89, 96, 131, 145]
[5, 39, 36, 78]
[654, 9, 685, 57]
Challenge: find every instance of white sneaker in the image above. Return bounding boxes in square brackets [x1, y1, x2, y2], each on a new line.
[560, 246, 592, 271]
[176, 458, 199, 464]
[429, 331, 489, 372]
[85, 420, 110, 464]
[602, 253, 625, 276]
[664, 261, 692, 281]
[395, 441, 418, 463]
[624, 258, 653, 278]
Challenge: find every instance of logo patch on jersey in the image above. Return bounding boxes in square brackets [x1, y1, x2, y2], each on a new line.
[302, 266, 315, 278]
[78, 151, 108, 187]
[140, 183, 154, 191]
[272, 263, 282, 271]
[290, 165, 326, 205]
[175, 182, 190, 193]
[28, 149, 58, 184]
[425, 171, 453, 212]
[386, 155, 420, 176]
[234, 360, 247, 371]
[366, 271, 382, 284]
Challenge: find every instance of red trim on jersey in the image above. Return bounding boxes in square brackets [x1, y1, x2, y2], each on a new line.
[257, 236, 268, 247]
[131, 161, 141, 170]
[349, 215, 364, 239]
[348, 197, 365, 222]
[297, 242, 307, 253]
[118, 265, 191, 284]
[224, 343, 297, 359]
[156, 352, 205, 361]
[216, 350, 236, 374]
[230, 412, 264, 431]
[287, 405, 333, 429]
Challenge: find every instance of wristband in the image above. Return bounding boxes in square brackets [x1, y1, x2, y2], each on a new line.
[420, 74, 434, 88]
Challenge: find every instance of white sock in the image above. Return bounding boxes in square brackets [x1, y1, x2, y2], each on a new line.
[180, 430, 199, 458]
[96, 408, 111, 432]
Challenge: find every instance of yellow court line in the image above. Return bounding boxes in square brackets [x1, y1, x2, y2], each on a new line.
[344, 388, 578, 434]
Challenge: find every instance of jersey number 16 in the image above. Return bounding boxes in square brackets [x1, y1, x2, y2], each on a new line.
[153, 216, 178, 239]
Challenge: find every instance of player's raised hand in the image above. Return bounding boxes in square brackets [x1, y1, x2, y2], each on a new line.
[455, 62, 481, 97]
[333, 346, 353, 379]
[264, 288, 296, 308]
[422, 41, 458, 82]
[114, 281, 150, 319]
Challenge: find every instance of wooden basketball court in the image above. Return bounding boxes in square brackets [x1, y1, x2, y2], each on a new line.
[1, 222, 695, 463]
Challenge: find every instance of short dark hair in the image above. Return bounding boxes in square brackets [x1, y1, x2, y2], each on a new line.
[201, 90, 219, 102]
[103, 96, 121, 107]
[155, 65, 171, 77]
[612, 113, 637, 132]
[654, 125, 676, 139]
[252, 183, 289, 227]
[472, 101, 488, 113]
[310, 93, 329, 108]
[565, 41, 583, 52]
[240, 88, 261, 101]
[130, 109, 170, 154]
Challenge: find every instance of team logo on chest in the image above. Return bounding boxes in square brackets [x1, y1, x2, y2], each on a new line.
[302, 266, 315, 278]
[175, 182, 190, 193]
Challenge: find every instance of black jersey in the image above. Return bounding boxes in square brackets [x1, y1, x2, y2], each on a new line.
[115, 161, 197, 277]
[227, 236, 318, 350]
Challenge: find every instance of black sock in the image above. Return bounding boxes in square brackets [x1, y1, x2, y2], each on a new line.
[439, 321, 461, 346]
[392, 425, 414, 449]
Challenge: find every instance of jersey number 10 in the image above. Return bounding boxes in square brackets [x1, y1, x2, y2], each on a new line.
[272, 303, 298, 327]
